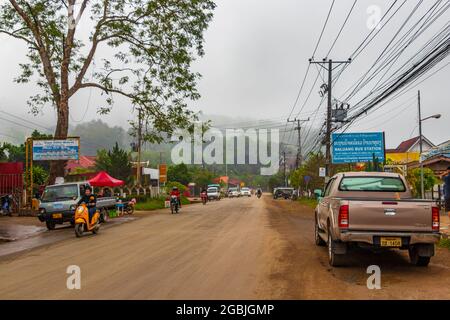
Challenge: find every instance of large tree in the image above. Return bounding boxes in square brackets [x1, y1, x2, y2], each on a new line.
[0, 0, 215, 182]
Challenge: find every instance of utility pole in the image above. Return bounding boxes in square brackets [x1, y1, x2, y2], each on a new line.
[417, 90, 441, 199]
[136, 108, 142, 186]
[283, 151, 287, 187]
[287, 117, 310, 168]
[418, 90, 424, 199]
[309, 58, 351, 178]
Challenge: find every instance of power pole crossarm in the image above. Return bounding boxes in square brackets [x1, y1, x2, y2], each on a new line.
[287, 117, 310, 168]
[309, 58, 351, 178]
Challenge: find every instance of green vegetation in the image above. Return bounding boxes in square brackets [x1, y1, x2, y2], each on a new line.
[0, 130, 52, 185]
[438, 238, 450, 249]
[290, 152, 327, 192]
[135, 197, 166, 211]
[95, 142, 133, 183]
[407, 168, 438, 197]
[298, 198, 318, 209]
[165, 181, 187, 193]
[0, 0, 216, 181]
[135, 196, 190, 211]
[168, 164, 192, 186]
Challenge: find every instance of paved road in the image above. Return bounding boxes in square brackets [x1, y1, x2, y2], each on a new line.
[1, 195, 450, 299]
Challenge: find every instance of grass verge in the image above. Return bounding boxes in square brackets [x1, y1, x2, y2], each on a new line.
[135, 196, 190, 211]
[298, 198, 318, 209]
[438, 238, 450, 249]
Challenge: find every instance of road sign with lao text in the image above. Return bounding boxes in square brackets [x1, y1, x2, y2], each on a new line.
[332, 132, 385, 164]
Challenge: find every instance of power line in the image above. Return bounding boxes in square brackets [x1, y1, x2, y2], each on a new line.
[326, 0, 358, 57]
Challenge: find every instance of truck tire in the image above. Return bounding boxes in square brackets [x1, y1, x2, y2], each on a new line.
[409, 247, 431, 267]
[315, 217, 326, 246]
[328, 230, 346, 267]
[46, 220, 56, 230]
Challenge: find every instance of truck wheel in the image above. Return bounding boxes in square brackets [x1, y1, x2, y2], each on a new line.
[328, 231, 346, 267]
[409, 247, 431, 267]
[315, 218, 326, 246]
[46, 220, 56, 230]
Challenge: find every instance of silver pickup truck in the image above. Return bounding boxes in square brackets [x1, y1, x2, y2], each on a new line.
[38, 181, 117, 230]
[315, 172, 440, 267]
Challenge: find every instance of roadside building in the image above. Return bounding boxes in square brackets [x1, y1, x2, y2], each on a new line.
[386, 135, 435, 165]
[409, 140, 450, 178]
[65, 155, 97, 181]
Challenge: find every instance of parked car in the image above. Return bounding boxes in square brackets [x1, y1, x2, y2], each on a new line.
[273, 187, 294, 199]
[207, 187, 221, 201]
[315, 172, 441, 267]
[240, 187, 251, 197]
[38, 181, 117, 230]
[228, 187, 240, 198]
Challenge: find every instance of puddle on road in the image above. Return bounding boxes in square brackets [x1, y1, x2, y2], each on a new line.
[0, 224, 47, 242]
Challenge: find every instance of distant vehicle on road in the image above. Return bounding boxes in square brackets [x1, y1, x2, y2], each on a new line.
[240, 187, 251, 197]
[227, 187, 240, 198]
[273, 187, 294, 200]
[315, 172, 441, 267]
[38, 182, 116, 230]
[207, 187, 221, 201]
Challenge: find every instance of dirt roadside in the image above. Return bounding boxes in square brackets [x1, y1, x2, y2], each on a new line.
[259, 198, 450, 299]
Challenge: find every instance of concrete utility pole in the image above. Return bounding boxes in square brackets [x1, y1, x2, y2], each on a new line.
[418, 91, 424, 199]
[417, 90, 442, 199]
[309, 58, 351, 178]
[287, 117, 310, 168]
[283, 151, 287, 187]
[136, 108, 142, 185]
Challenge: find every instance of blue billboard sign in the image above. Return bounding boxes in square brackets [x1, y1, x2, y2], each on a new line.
[332, 132, 385, 164]
[33, 138, 80, 161]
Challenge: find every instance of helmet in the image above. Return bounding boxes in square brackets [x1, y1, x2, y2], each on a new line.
[172, 186, 178, 191]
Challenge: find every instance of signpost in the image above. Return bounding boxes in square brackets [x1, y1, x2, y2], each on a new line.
[332, 132, 385, 164]
[32, 138, 80, 161]
[25, 137, 80, 208]
[159, 164, 167, 184]
[319, 168, 326, 178]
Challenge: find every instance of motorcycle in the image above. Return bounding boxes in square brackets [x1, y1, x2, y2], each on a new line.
[0, 195, 12, 216]
[170, 195, 180, 214]
[74, 203, 100, 237]
[200, 192, 208, 205]
[257, 192, 262, 199]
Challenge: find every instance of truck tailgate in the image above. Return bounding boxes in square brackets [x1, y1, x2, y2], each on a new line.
[347, 200, 433, 232]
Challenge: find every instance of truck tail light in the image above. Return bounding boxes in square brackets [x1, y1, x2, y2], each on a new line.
[339, 204, 349, 229]
[432, 207, 440, 231]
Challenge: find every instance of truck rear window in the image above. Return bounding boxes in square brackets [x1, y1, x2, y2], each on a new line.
[339, 177, 406, 192]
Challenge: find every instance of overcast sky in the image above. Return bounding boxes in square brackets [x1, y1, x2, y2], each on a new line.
[0, 0, 449, 149]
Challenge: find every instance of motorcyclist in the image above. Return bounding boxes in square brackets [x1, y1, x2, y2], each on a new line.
[256, 188, 262, 196]
[77, 186, 97, 223]
[170, 186, 181, 208]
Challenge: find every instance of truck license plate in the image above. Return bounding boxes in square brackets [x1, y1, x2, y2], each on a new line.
[52, 213, 62, 219]
[380, 237, 402, 247]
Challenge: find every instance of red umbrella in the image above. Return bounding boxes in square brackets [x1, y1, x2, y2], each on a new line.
[88, 171, 125, 187]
